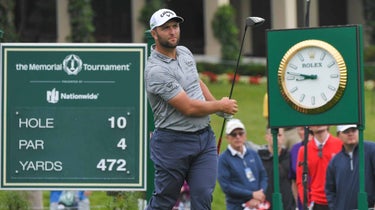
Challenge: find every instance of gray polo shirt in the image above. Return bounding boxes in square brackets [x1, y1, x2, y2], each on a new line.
[144, 46, 210, 132]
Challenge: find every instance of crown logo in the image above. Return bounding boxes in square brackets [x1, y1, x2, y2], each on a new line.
[308, 50, 315, 59]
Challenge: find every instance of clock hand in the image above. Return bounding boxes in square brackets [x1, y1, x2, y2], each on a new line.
[296, 74, 317, 81]
[287, 72, 317, 80]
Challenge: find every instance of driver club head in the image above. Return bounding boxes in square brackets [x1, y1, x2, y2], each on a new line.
[246, 17, 265, 27]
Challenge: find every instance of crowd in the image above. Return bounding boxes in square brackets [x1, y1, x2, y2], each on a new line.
[218, 120, 375, 210]
[144, 7, 375, 210]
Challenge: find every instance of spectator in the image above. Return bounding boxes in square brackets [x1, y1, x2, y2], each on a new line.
[174, 181, 191, 210]
[296, 126, 342, 210]
[325, 124, 375, 210]
[218, 119, 268, 210]
[50, 191, 90, 210]
[258, 127, 295, 209]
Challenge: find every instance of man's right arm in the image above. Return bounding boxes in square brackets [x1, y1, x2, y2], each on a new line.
[168, 90, 238, 117]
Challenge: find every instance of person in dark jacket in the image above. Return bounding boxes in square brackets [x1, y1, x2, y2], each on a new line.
[218, 119, 268, 210]
[258, 127, 296, 210]
[325, 124, 375, 210]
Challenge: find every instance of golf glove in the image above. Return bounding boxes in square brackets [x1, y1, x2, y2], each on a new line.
[216, 112, 233, 119]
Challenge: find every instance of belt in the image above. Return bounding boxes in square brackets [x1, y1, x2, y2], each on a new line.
[157, 126, 210, 135]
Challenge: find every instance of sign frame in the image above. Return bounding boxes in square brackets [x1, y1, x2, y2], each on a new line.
[267, 25, 364, 127]
[0, 43, 148, 190]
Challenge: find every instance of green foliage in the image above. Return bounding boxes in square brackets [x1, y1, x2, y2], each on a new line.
[363, 0, 375, 44]
[68, 0, 95, 42]
[360, 45, 375, 80]
[0, 191, 29, 209]
[198, 59, 375, 81]
[105, 191, 145, 210]
[138, 0, 165, 29]
[364, 64, 375, 80]
[211, 5, 240, 61]
[43, 191, 146, 210]
[364, 45, 375, 62]
[0, 0, 19, 41]
[197, 62, 266, 76]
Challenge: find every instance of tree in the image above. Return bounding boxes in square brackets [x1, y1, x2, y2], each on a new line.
[68, 0, 95, 42]
[138, 0, 165, 30]
[0, 0, 19, 41]
[363, 0, 375, 44]
[211, 5, 240, 61]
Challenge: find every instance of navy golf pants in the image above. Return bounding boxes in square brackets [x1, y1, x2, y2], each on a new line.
[146, 127, 217, 210]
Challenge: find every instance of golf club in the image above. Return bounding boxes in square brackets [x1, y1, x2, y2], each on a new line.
[228, 17, 265, 99]
[246, 17, 265, 28]
[217, 17, 265, 154]
[302, 1, 311, 209]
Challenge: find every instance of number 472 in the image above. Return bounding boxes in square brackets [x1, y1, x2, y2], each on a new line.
[96, 159, 127, 171]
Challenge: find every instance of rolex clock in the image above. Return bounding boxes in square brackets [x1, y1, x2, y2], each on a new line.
[278, 39, 347, 114]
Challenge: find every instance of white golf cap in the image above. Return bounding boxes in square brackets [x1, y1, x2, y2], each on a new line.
[225, 119, 245, 135]
[150, 9, 184, 30]
[337, 124, 357, 132]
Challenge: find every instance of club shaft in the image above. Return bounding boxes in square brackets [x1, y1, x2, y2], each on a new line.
[229, 26, 248, 99]
[217, 25, 248, 154]
[305, 0, 311, 27]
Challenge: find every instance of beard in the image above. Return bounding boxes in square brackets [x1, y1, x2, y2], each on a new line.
[156, 33, 180, 49]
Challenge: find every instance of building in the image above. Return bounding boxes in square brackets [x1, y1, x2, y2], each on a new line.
[11, 0, 366, 58]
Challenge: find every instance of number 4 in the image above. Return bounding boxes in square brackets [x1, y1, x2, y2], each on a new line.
[117, 138, 127, 150]
[97, 159, 106, 171]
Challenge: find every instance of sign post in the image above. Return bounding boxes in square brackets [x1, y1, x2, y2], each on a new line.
[0, 43, 147, 190]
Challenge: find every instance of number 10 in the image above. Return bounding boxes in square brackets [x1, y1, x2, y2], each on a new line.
[108, 116, 127, 129]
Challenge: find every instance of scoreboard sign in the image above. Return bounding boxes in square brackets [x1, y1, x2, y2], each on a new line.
[0, 43, 147, 190]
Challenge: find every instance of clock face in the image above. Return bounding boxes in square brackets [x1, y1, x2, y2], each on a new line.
[278, 40, 347, 114]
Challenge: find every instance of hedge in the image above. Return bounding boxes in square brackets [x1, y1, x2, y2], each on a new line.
[197, 62, 375, 80]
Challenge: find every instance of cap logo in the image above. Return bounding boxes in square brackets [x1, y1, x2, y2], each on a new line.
[160, 10, 175, 18]
[150, 9, 183, 30]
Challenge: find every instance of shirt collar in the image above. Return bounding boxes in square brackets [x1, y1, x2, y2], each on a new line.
[228, 145, 247, 158]
[151, 45, 176, 63]
[314, 134, 330, 147]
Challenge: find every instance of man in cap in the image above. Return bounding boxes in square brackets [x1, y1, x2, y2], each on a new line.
[218, 119, 268, 210]
[325, 125, 375, 210]
[144, 9, 238, 210]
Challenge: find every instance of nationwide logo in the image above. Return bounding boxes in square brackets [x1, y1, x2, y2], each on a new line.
[47, 88, 59, 104]
[46, 88, 100, 104]
[63, 54, 83, 75]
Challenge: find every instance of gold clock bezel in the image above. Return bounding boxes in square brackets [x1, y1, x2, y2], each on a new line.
[278, 39, 347, 114]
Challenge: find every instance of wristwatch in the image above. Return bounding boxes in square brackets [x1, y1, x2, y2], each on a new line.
[278, 39, 347, 114]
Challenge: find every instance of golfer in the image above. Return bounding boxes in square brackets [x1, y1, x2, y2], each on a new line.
[144, 8, 238, 210]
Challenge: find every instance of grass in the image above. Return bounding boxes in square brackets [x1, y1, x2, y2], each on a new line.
[32, 82, 375, 209]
